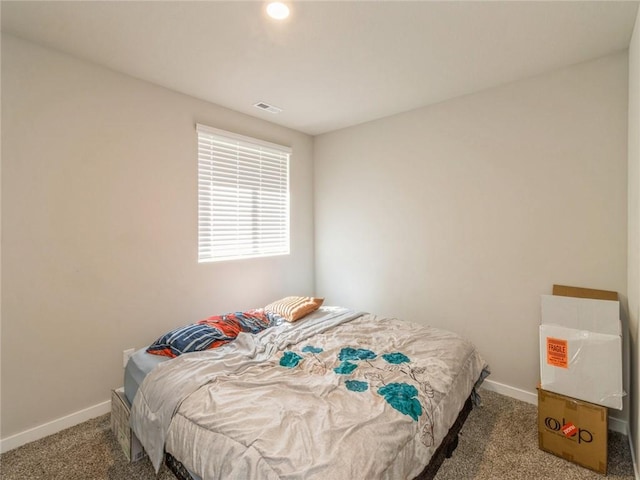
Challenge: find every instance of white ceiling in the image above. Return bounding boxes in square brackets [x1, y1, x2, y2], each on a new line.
[1, 1, 638, 135]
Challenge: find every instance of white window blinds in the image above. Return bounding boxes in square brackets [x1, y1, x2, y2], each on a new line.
[197, 124, 291, 262]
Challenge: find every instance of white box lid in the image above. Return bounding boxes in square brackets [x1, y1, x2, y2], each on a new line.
[541, 294, 620, 336]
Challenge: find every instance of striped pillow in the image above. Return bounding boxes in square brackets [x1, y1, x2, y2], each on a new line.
[265, 296, 324, 322]
[146, 323, 235, 358]
[147, 310, 276, 358]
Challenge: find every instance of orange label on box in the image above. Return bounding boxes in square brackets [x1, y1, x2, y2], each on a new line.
[562, 422, 577, 437]
[547, 337, 568, 368]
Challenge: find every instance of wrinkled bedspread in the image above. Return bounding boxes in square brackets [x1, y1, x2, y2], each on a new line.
[131, 308, 488, 480]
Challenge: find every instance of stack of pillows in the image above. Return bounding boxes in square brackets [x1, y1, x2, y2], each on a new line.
[147, 296, 324, 358]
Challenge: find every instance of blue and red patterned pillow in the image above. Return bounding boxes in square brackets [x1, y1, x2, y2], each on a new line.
[147, 309, 281, 358]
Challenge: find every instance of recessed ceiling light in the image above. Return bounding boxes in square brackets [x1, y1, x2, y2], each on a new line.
[266, 2, 290, 20]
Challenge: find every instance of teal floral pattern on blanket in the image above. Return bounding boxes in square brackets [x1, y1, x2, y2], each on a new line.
[334, 361, 358, 375]
[339, 347, 376, 361]
[378, 383, 422, 421]
[382, 352, 410, 364]
[345, 380, 369, 392]
[280, 351, 304, 368]
[279, 345, 437, 446]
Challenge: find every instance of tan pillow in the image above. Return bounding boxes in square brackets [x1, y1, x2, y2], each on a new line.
[265, 296, 324, 322]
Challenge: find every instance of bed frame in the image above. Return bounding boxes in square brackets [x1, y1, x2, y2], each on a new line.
[415, 396, 473, 479]
[165, 395, 473, 480]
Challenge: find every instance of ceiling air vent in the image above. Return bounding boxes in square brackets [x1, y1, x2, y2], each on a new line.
[253, 102, 283, 114]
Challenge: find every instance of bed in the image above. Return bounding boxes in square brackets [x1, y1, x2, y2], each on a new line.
[128, 305, 489, 480]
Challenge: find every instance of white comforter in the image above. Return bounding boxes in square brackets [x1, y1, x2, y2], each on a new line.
[131, 308, 488, 480]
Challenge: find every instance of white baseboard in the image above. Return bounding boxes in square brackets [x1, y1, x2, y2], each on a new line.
[610, 416, 630, 436]
[481, 379, 538, 405]
[0, 399, 110, 454]
[480, 379, 628, 435]
[629, 428, 640, 480]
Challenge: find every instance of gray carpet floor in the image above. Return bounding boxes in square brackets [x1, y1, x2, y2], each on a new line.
[0, 389, 635, 479]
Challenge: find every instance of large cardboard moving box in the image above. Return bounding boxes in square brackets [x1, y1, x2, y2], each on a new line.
[538, 388, 608, 474]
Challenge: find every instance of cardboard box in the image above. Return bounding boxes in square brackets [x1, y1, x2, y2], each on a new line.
[539, 285, 623, 410]
[552, 284, 618, 302]
[538, 388, 607, 474]
[110, 388, 146, 462]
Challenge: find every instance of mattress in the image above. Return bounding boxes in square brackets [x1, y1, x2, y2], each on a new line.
[124, 347, 170, 405]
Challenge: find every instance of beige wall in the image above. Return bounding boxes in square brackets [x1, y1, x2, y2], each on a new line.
[628, 6, 640, 470]
[0, 34, 315, 438]
[314, 53, 629, 422]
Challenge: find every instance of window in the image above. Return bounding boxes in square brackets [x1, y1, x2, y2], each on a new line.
[197, 124, 291, 262]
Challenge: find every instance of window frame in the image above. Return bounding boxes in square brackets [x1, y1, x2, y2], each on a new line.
[196, 124, 291, 263]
